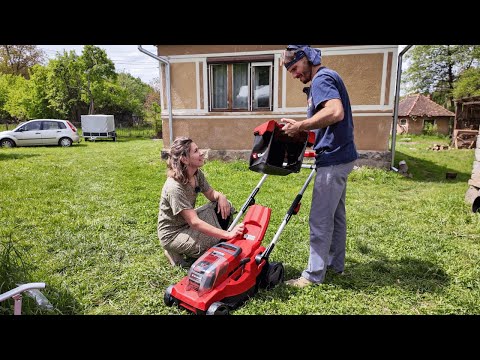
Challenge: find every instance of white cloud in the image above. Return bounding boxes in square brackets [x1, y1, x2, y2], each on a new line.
[38, 45, 160, 85]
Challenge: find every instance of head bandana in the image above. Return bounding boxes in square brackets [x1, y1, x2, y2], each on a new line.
[282, 45, 322, 69]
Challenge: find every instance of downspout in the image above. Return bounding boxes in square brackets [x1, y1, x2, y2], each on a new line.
[138, 45, 173, 145]
[391, 45, 413, 171]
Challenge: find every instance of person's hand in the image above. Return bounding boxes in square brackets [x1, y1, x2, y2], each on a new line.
[216, 193, 230, 219]
[280, 118, 300, 136]
[226, 222, 244, 240]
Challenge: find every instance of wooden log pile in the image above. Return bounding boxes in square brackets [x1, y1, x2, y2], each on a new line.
[465, 135, 480, 206]
[454, 129, 479, 149]
[429, 144, 450, 151]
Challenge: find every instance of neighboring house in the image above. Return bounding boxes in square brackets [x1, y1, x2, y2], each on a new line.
[152, 45, 400, 168]
[397, 94, 454, 135]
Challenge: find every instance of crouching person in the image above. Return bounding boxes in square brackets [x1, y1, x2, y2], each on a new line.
[157, 136, 244, 268]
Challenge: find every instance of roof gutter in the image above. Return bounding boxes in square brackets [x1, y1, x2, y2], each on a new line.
[391, 45, 413, 171]
[138, 45, 173, 145]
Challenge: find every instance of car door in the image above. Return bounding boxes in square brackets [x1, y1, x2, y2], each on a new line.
[14, 121, 43, 146]
[41, 121, 66, 145]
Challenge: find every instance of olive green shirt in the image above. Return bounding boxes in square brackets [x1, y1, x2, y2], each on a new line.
[157, 170, 211, 246]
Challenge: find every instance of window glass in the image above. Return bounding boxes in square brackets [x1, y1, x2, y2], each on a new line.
[211, 65, 227, 109]
[43, 121, 65, 130]
[252, 65, 271, 109]
[24, 121, 41, 131]
[233, 63, 248, 109]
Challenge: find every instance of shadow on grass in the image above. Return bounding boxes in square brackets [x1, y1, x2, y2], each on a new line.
[83, 137, 158, 143]
[0, 152, 40, 161]
[395, 149, 471, 184]
[325, 256, 449, 294]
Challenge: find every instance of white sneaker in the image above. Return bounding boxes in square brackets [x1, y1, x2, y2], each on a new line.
[284, 276, 315, 288]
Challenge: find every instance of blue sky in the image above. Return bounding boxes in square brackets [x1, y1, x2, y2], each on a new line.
[38, 45, 159, 85]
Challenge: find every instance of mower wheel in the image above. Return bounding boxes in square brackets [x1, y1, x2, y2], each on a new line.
[206, 302, 230, 315]
[164, 285, 175, 307]
[264, 262, 285, 289]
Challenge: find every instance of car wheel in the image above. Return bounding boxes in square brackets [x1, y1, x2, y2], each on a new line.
[0, 139, 15, 148]
[59, 137, 73, 147]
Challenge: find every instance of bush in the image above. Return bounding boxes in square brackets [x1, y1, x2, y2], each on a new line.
[422, 122, 438, 136]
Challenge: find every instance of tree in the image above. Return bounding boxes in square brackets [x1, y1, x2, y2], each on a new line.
[0, 74, 30, 120]
[92, 72, 152, 126]
[403, 45, 480, 110]
[0, 45, 46, 79]
[453, 68, 480, 99]
[79, 45, 116, 114]
[45, 50, 86, 120]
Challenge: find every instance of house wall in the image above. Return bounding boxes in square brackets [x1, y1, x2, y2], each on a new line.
[404, 117, 451, 135]
[156, 45, 398, 158]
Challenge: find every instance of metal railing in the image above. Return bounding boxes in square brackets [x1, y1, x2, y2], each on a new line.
[0, 282, 46, 315]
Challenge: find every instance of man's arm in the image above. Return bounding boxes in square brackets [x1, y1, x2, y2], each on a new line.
[281, 98, 344, 136]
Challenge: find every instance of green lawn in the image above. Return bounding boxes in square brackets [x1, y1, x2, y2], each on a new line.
[1, 134, 479, 314]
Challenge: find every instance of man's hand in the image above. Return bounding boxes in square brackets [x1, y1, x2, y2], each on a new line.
[280, 118, 301, 136]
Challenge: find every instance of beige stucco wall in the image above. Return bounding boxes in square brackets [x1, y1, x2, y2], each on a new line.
[157, 45, 396, 153]
[171, 63, 197, 110]
[285, 54, 384, 108]
[158, 45, 340, 56]
[162, 115, 392, 151]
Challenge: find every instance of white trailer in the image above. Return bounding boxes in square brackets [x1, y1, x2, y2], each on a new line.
[81, 114, 116, 141]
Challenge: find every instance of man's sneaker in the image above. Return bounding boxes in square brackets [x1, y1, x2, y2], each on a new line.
[164, 250, 189, 268]
[284, 276, 315, 288]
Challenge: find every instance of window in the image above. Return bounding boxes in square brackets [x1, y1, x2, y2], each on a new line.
[423, 119, 435, 129]
[400, 119, 407, 126]
[24, 121, 41, 131]
[208, 55, 274, 112]
[42, 121, 66, 130]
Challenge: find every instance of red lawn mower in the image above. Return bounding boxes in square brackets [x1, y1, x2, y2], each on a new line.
[164, 120, 316, 315]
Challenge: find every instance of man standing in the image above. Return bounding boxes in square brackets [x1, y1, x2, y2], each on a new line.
[280, 45, 358, 287]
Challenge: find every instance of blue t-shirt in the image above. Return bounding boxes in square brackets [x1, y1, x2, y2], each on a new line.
[307, 67, 358, 167]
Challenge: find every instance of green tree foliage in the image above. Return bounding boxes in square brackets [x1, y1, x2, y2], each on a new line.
[0, 46, 158, 125]
[144, 87, 161, 136]
[79, 45, 117, 114]
[26, 64, 62, 119]
[2, 75, 30, 120]
[90, 72, 152, 125]
[403, 45, 480, 110]
[0, 45, 46, 79]
[45, 50, 85, 119]
[453, 67, 480, 99]
[0, 74, 30, 120]
[0, 74, 13, 119]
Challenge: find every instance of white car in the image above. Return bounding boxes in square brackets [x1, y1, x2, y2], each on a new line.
[0, 119, 81, 148]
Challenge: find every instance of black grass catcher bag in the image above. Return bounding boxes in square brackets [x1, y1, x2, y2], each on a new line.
[249, 120, 315, 176]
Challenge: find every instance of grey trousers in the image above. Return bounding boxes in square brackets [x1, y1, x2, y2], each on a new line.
[302, 161, 355, 283]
